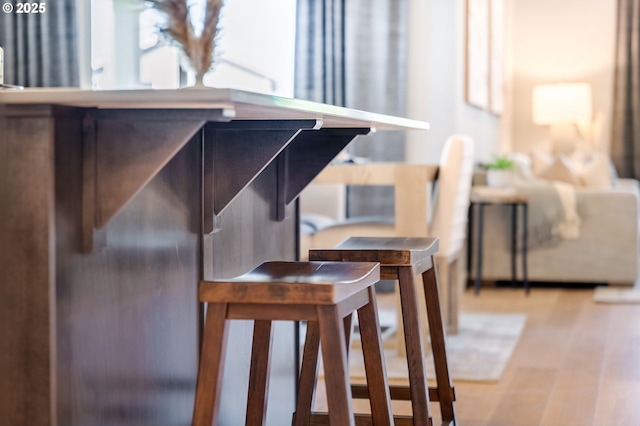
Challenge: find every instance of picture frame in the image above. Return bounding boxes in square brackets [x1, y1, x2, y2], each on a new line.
[465, 0, 490, 110]
[489, 0, 505, 115]
[465, 0, 505, 115]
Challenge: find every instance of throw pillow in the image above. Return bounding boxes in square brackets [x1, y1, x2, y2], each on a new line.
[530, 148, 554, 177]
[568, 149, 590, 177]
[608, 157, 619, 186]
[508, 152, 535, 182]
[540, 155, 581, 186]
[579, 153, 613, 188]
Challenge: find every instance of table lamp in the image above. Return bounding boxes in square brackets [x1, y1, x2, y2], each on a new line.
[532, 83, 592, 154]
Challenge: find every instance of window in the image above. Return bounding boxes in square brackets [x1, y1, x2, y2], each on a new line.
[89, 0, 296, 96]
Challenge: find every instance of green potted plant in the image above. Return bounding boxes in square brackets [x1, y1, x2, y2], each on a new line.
[485, 155, 514, 188]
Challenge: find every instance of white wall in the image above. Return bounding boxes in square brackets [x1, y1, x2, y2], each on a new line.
[404, 0, 617, 162]
[510, 0, 617, 153]
[405, 0, 504, 165]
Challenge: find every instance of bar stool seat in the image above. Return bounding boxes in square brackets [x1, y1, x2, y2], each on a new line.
[310, 237, 458, 426]
[192, 261, 394, 426]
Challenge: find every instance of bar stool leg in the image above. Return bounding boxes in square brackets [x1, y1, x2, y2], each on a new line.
[344, 313, 354, 356]
[192, 303, 230, 426]
[317, 305, 355, 426]
[356, 287, 394, 425]
[246, 320, 274, 426]
[397, 266, 433, 426]
[293, 322, 321, 426]
[422, 262, 458, 424]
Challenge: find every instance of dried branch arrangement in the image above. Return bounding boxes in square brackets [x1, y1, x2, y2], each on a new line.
[147, 0, 223, 80]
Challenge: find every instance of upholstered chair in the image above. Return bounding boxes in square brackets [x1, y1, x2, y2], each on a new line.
[300, 135, 475, 335]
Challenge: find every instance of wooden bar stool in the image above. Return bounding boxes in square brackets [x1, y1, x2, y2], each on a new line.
[192, 261, 393, 426]
[309, 237, 457, 426]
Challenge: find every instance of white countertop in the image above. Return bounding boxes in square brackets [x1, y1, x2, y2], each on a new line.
[0, 87, 430, 131]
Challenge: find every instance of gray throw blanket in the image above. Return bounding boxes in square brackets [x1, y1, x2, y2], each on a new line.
[510, 181, 582, 250]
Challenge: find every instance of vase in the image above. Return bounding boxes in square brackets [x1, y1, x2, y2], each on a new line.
[194, 72, 207, 88]
[181, 71, 208, 89]
[486, 169, 514, 188]
[151, 0, 221, 90]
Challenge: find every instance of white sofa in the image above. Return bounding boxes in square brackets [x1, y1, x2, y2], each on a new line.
[470, 178, 639, 285]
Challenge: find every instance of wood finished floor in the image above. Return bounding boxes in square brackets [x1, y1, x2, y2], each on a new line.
[314, 286, 640, 425]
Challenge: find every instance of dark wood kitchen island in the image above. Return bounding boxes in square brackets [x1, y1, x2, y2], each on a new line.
[0, 88, 429, 426]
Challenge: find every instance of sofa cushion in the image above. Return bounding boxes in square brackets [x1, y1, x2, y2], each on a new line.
[529, 149, 615, 188]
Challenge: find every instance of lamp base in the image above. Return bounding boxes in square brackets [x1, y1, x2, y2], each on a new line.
[550, 123, 578, 154]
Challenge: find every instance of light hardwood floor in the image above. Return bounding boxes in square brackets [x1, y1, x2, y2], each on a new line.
[314, 286, 640, 425]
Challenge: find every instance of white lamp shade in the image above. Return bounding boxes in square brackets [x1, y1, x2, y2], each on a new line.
[532, 83, 592, 125]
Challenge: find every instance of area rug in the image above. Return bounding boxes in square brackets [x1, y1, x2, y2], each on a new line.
[314, 312, 526, 383]
[348, 313, 526, 383]
[593, 286, 640, 304]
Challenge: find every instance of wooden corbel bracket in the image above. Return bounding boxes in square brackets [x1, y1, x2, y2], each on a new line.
[82, 108, 233, 252]
[274, 127, 371, 220]
[201, 119, 321, 233]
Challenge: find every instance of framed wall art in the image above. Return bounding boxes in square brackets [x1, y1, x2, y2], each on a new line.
[489, 0, 505, 115]
[465, 0, 505, 115]
[465, 0, 490, 110]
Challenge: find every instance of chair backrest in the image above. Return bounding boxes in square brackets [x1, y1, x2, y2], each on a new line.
[429, 135, 475, 259]
[300, 135, 475, 260]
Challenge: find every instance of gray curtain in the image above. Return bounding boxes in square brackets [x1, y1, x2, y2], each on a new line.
[295, 0, 408, 218]
[611, 0, 640, 178]
[0, 0, 78, 87]
[295, 0, 347, 106]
